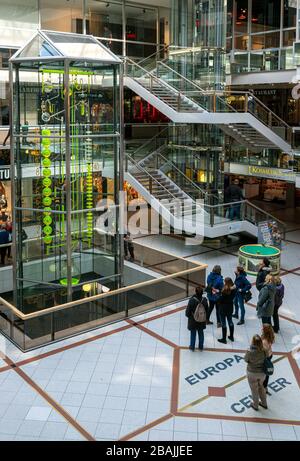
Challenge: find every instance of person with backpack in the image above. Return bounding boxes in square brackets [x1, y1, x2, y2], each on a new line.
[244, 335, 268, 411]
[261, 324, 275, 394]
[217, 277, 236, 344]
[206, 265, 224, 327]
[273, 276, 285, 333]
[233, 266, 252, 325]
[256, 274, 276, 325]
[185, 287, 209, 351]
[256, 258, 272, 292]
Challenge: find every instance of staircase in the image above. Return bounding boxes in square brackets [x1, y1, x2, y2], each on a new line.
[124, 58, 292, 153]
[125, 145, 286, 239]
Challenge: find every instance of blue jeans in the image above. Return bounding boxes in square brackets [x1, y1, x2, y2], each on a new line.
[261, 316, 272, 325]
[234, 293, 245, 321]
[220, 313, 234, 329]
[190, 329, 204, 350]
[229, 203, 241, 220]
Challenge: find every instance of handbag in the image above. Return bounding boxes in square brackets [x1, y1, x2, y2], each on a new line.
[244, 290, 252, 302]
[263, 356, 274, 376]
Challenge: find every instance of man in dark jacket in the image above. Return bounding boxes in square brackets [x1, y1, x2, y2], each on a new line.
[185, 287, 208, 351]
[224, 179, 244, 220]
[233, 266, 252, 325]
[206, 265, 224, 327]
[256, 258, 272, 291]
[256, 274, 276, 325]
[273, 276, 284, 333]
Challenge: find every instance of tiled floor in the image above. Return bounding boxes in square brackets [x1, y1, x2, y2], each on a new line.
[0, 229, 300, 441]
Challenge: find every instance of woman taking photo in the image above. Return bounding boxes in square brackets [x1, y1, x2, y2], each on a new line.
[244, 335, 268, 411]
[217, 277, 236, 344]
[261, 324, 275, 394]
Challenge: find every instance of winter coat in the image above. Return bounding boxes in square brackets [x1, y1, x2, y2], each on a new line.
[224, 184, 243, 203]
[185, 295, 208, 331]
[206, 272, 224, 302]
[244, 345, 266, 373]
[256, 266, 272, 291]
[256, 283, 276, 318]
[275, 283, 285, 308]
[234, 273, 251, 296]
[218, 288, 237, 316]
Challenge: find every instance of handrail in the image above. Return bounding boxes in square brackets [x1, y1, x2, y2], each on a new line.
[0, 242, 207, 321]
[138, 44, 171, 68]
[130, 126, 169, 160]
[224, 90, 291, 130]
[125, 57, 192, 101]
[156, 62, 291, 135]
[155, 151, 209, 199]
[126, 153, 183, 202]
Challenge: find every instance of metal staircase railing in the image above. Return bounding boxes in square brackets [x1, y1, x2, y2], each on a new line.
[156, 61, 292, 145]
[204, 199, 286, 238]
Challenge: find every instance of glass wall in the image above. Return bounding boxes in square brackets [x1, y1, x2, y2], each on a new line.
[10, 33, 122, 313]
[228, 0, 298, 72]
[0, 0, 39, 47]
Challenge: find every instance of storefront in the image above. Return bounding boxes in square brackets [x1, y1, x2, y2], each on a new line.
[0, 166, 11, 222]
[225, 163, 296, 208]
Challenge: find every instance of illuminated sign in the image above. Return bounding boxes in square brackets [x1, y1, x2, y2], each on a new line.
[248, 165, 295, 182]
[0, 168, 10, 180]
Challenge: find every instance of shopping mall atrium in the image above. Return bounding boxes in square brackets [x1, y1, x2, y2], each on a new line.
[0, 0, 299, 444]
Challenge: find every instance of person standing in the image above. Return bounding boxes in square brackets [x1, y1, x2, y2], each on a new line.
[0, 224, 9, 265]
[124, 232, 134, 261]
[256, 258, 272, 292]
[233, 266, 251, 325]
[273, 276, 284, 333]
[244, 335, 268, 411]
[256, 274, 276, 325]
[205, 265, 224, 327]
[224, 178, 244, 220]
[217, 277, 236, 344]
[261, 324, 275, 395]
[185, 287, 208, 351]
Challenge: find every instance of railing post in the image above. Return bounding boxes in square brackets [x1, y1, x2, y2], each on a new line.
[150, 75, 153, 93]
[244, 93, 248, 112]
[149, 176, 152, 194]
[213, 92, 216, 112]
[268, 111, 272, 127]
[177, 92, 181, 111]
[210, 207, 214, 227]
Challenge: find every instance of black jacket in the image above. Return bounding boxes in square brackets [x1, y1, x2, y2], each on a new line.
[185, 295, 208, 331]
[224, 184, 243, 203]
[218, 288, 237, 316]
[256, 266, 272, 291]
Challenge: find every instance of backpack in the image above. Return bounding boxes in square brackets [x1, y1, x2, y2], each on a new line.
[263, 356, 274, 376]
[193, 301, 207, 323]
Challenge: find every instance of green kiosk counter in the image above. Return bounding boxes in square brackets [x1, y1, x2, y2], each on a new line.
[238, 244, 281, 276]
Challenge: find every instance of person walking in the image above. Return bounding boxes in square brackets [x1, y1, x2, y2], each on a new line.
[273, 276, 285, 333]
[256, 258, 272, 292]
[185, 287, 209, 351]
[217, 277, 236, 344]
[205, 265, 224, 327]
[256, 274, 276, 325]
[233, 266, 251, 325]
[261, 324, 275, 395]
[244, 334, 268, 411]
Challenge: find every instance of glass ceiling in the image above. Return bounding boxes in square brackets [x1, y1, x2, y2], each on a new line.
[11, 30, 121, 63]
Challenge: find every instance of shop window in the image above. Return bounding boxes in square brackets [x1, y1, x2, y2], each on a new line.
[251, 32, 280, 50]
[283, 0, 297, 28]
[251, 0, 280, 34]
[86, 0, 122, 40]
[40, 0, 83, 33]
[283, 29, 296, 47]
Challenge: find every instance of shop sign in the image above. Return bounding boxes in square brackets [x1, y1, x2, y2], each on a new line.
[0, 168, 10, 180]
[248, 165, 296, 182]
